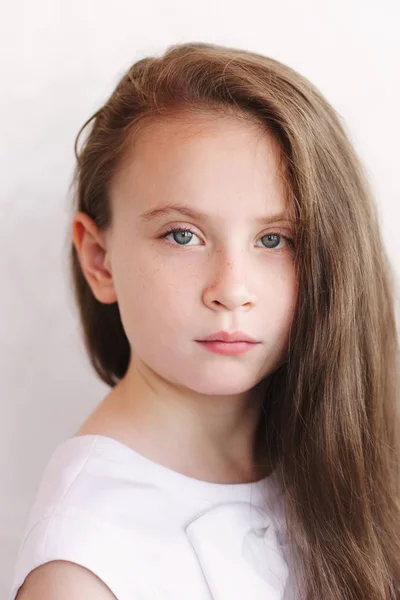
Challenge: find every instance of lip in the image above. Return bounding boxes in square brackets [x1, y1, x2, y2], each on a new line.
[196, 340, 257, 355]
[197, 330, 259, 343]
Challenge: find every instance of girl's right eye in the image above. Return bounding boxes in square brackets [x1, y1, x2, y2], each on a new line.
[161, 227, 201, 246]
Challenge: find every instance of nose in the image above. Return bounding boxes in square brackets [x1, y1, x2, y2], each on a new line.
[202, 252, 257, 312]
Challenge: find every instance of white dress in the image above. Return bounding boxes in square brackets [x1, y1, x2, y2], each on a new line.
[8, 434, 298, 599]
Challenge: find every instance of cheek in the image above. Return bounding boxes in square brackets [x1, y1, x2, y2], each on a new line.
[266, 271, 298, 331]
[114, 254, 197, 344]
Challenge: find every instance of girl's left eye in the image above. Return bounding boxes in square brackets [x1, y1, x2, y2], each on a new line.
[160, 227, 294, 251]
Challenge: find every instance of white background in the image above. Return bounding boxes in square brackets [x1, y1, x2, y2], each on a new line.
[1, 0, 399, 596]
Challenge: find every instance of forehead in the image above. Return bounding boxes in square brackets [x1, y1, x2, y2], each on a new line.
[110, 111, 293, 221]
[126, 110, 284, 167]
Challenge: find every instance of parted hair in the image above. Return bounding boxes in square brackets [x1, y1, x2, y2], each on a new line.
[68, 42, 400, 598]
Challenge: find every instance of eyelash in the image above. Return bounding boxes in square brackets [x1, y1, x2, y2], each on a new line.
[160, 226, 294, 252]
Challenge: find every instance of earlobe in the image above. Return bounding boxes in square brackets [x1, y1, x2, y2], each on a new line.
[72, 212, 117, 305]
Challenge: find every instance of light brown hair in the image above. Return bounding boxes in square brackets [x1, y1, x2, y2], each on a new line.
[68, 42, 400, 598]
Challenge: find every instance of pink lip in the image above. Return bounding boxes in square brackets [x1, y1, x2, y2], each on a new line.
[197, 340, 257, 355]
[198, 330, 259, 343]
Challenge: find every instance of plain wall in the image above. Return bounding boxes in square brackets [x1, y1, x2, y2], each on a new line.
[1, 0, 399, 596]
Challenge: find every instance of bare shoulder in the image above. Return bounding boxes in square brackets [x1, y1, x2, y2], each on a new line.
[74, 389, 125, 439]
[16, 560, 117, 600]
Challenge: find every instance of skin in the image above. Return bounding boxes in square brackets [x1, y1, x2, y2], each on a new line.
[72, 111, 298, 484]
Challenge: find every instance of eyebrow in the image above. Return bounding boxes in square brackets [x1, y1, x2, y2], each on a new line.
[139, 203, 295, 225]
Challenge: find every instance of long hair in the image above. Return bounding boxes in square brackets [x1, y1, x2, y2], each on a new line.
[67, 42, 400, 598]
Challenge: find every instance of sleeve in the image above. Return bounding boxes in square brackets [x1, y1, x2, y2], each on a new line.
[7, 505, 157, 600]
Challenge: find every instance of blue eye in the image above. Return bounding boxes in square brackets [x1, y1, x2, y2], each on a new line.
[260, 233, 293, 250]
[161, 227, 200, 246]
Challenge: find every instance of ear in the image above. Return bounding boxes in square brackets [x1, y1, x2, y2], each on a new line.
[72, 211, 117, 304]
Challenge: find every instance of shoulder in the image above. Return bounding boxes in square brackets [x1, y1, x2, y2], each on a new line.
[9, 507, 160, 600]
[15, 560, 117, 600]
[9, 435, 169, 600]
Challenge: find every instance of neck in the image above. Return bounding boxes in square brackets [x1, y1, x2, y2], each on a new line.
[82, 355, 272, 484]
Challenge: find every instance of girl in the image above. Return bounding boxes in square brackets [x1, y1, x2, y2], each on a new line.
[9, 42, 400, 600]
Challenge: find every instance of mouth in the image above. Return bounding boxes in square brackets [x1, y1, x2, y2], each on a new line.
[196, 339, 259, 355]
[198, 330, 259, 344]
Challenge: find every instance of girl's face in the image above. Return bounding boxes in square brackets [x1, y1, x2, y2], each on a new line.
[82, 113, 298, 398]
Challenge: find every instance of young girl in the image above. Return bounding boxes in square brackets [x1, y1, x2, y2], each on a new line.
[9, 42, 400, 600]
